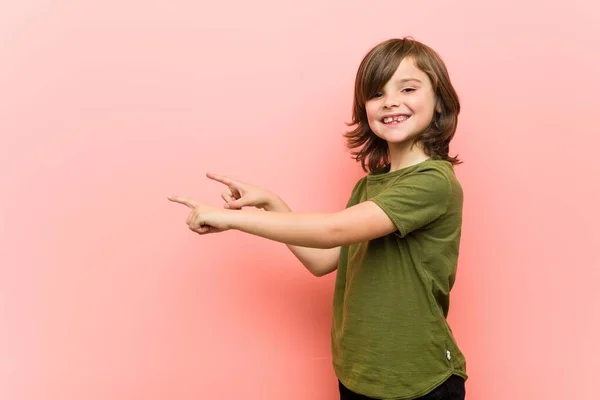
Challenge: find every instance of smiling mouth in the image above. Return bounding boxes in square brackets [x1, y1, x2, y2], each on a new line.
[382, 115, 410, 124]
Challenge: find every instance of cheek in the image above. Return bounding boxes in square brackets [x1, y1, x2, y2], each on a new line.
[412, 110, 435, 129]
[365, 104, 379, 124]
[408, 97, 436, 123]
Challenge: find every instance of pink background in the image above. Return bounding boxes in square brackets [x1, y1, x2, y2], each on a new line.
[1, 1, 599, 399]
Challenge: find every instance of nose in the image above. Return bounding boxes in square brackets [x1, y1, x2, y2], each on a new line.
[383, 94, 400, 108]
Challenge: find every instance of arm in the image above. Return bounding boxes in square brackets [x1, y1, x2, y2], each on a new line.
[169, 175, 396, 275]
[225, 199, 396, 249]
[264, 195, 340, 277]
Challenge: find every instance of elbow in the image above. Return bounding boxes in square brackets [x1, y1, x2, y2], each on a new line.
[308, 265, 335, 278]
[309, 268, 325, 277]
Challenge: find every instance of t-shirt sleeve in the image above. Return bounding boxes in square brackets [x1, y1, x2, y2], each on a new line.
[370, 168, 452, 237]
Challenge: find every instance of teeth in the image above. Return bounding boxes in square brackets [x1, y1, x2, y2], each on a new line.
[383, 115, 409, 124]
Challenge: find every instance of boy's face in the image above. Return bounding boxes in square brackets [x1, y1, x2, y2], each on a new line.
[365, 57, 438, 147]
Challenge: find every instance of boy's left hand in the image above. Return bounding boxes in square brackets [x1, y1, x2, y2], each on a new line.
[168, 196, 232, 234]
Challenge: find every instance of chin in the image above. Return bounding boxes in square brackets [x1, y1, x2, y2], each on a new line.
[374, 132, 415, 144]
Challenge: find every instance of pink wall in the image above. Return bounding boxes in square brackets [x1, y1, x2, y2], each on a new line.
[1, 1, 598, 399]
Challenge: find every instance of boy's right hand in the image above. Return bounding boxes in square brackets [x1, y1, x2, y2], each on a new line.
[206, 172, 277, 211]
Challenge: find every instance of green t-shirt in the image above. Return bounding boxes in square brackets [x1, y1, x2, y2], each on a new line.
[332, 158, 467, 399]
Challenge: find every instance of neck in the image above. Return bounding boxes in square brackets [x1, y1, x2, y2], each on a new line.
[387, 140, 429, 172]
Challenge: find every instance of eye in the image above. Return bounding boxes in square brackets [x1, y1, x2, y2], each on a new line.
[401, 88, 416, 93]
[371, 92, 384, 99]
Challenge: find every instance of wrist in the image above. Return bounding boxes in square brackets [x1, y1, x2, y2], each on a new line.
[222, 209, 243, 231]
[264, 194, 290, 212]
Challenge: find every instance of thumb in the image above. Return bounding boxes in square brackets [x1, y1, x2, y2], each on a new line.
[224, 197, 250, 209]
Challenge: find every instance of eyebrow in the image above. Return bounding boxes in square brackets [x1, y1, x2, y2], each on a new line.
[396, 78, 422, 84]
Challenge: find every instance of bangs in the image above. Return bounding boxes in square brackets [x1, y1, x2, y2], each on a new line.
[359, 54, 402, 102]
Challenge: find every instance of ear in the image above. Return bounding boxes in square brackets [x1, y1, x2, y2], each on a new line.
[435, 98, 442, 113]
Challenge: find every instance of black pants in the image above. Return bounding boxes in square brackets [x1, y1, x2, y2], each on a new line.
[339, 374, 465, 400]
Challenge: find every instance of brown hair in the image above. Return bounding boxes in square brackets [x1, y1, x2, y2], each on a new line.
[344, 37, 461, 173]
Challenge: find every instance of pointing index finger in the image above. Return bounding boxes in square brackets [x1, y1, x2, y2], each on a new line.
[167, 196, 197, 208]
[206, 172, 235, 187]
